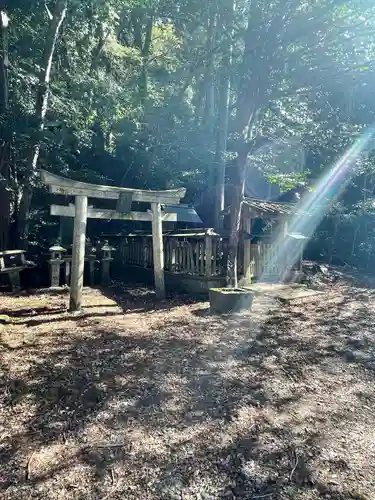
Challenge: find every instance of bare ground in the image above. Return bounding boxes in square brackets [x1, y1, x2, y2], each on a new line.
[0, 278, 375, 499]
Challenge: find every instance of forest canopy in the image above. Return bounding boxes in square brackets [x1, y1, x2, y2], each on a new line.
[2, 0, 375, 280]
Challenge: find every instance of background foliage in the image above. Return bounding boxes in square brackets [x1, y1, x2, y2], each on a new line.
[3, 0, 375, 274]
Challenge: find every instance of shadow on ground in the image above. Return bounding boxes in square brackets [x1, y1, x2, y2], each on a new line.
[0, 283, 374, 499]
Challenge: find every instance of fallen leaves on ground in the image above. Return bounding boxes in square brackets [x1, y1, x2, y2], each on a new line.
[0, 279, 374, 499]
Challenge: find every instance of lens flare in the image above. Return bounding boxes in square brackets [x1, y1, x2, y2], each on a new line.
[260, 127, 375, 283]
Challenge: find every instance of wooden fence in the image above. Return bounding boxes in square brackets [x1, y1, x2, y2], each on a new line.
[115, 231, 285, 280]
[116, 231, 229, 277]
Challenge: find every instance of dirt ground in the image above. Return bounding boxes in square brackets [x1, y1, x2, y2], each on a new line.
[1, 276, 375, 499]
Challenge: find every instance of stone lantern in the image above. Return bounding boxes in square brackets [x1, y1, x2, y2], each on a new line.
[101, 240, 115, 285]
[48, 239, 66, 287]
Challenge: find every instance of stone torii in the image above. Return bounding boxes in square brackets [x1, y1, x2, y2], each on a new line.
[41, 170, 186, 311]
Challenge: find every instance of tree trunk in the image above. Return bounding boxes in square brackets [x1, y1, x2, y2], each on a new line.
[214, 69, 229, 228]
[214, 0, 234, 228]
[226, 150, 247, 287]
[203, 7, 216, 134]
[205, 2, 217, 198]
[141, 11, 153, 105]
[225, 2, 264, 286]
[193, 76, 205, 125]
[226, 102, 262, 285]
[132, 8, 153, 106]
[0, 10, 10, 250]
[225, 100, 260, 286]
[15, 0, 67, 248]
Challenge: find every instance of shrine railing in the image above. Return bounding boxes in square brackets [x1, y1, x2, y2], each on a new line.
[115, 230, 230, 277]
[112, 230, 288, 281]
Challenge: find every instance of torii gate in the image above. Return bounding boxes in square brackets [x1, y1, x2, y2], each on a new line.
[41, 170, 186, 311]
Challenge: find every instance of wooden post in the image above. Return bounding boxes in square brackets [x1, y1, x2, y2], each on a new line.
[188, 242, 195, 273]
[64, 258, 71, 285]
[243, 209, 252, 283]
[170, 239, 176, 271]
[257, 241, 262, 278]
[212, 239, 217, 275]
[143, 237, 148, 268]
[300, 245, 303, 271]
[281, 218, 288, 237]
[281, 218, 289, 279]
[205, 233, 213, 277]
[151, 202, 165, 299]
[69, 195, 88, 312]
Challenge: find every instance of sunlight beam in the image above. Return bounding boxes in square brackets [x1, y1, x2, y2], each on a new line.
[259, 127, 375, 283]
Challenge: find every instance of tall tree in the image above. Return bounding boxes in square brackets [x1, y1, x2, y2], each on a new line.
[0, 10, 10, 250]
[4, 0, 375, 276]
[214, 0, 234, 227]
[225, 0, 375, 286]
[15, 0, 67, 247]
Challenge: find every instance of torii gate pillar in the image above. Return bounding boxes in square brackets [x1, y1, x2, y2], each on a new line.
[151, 202, 164, 300]
[69, 195, 88, 311]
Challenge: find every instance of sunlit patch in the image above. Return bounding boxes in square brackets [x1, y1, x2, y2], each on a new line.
[260, 127, 375, 283]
